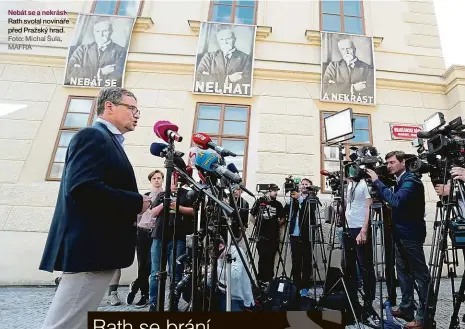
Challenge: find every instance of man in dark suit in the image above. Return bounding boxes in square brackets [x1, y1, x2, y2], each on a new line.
[65, 20, 127, 87]
[194, 28, 252, 96]
[40, 87, 151, 329]
[322, 38, 374, 104]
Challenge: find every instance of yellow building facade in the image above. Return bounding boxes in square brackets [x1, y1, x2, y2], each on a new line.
[0, 0, 464, 284]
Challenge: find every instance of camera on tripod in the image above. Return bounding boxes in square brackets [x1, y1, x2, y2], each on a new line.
[323, 170, 341, 195]
[284, 175, 302, 193]
[408, 113, 465, 185]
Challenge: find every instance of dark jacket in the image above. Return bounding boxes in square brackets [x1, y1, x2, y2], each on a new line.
[373, 171, 426, 242]
[39, 122, 142, 273]
[288, 195, 317, 241]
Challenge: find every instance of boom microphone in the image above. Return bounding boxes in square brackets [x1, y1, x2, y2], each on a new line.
[416, 130, 433, 139]
[154, 120, 183, 143]
[225, 162, 255, 198]
[192, 132, 236, 157]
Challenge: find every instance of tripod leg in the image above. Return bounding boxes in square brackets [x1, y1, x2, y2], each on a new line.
[448, 251, 465, 329]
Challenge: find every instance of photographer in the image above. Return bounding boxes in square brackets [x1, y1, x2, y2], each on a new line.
[434, 167, 465, 214]
[288, 178, 316, 294]
[366, 151, 429, 329]
[250, 184, 285, 284]
[344, 176, 376, 310]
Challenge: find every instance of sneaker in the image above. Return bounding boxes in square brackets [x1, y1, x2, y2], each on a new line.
[126, 281, 137, 305]
[110, 291, 122, 306]
[135, 295, 149, 308]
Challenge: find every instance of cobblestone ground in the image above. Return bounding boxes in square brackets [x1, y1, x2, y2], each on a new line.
[1, 278, 465, 329]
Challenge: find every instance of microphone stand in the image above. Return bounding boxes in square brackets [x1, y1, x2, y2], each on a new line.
[168, 181, 183, 312]
[188, 190, 203, 312]
[156, 138, 175, 312]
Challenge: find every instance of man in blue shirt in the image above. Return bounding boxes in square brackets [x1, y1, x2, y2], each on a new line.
[367, 151, 429, 329]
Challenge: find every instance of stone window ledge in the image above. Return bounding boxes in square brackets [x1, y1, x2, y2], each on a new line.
[305, 29, 383, 48]
[188, 20, 272, 40]
[67, 12, 154, 32]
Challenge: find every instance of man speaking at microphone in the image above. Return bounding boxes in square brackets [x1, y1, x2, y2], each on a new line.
[39, 87, 151, 329]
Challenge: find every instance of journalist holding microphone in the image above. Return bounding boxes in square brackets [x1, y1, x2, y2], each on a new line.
[39, 87, 151, 329]
[366, 151, 429, 329]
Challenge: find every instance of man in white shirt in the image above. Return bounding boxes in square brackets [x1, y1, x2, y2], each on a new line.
[344, 177, 376, 310]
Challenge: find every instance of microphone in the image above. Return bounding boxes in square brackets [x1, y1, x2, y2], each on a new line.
[195, 151, 242, 184]
[320, 170, 330, 176]
[226, 162, 255, 198]
[149, 142, 186, 170]
[154, 121, 183, 143]
[192, 132, 236, 157]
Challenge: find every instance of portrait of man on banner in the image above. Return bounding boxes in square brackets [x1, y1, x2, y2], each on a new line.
[63, 14, 135, 88]
[320, 32, 376, 106]
[193, 22, 256, 97]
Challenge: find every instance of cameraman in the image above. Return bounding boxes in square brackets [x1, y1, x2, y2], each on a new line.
[434, 167, 465, 213]
[344, 176, 376, 309]
[289, 178, 315, 294]
[250, 184, 285, 283]
[367, 151, 429, 329]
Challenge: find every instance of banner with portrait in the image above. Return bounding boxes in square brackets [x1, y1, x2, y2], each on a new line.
[193, 22, 257, 97]
[320, 32, 376, 106]
[63, 13, 135, 88]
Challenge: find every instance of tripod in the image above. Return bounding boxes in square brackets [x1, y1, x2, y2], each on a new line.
[424, 178, 465, 329]
[303, 192, 328, 300]
[319, 142, 361, 329]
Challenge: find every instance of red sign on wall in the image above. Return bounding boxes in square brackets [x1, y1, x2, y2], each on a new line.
[390, 124, 424, 140]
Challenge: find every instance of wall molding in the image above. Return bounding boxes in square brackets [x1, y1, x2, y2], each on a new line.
[67, 12, 154, 32]
[0, 52, 461, 95]
[187, 20, 272, 40]
[305, 29, 384, 48]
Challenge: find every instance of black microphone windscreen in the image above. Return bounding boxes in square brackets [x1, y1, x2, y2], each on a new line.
[150, 142, 168, 157]
[227, 162, 239, 174]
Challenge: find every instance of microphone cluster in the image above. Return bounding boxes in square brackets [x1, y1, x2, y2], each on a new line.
[150, 120, 254, 197]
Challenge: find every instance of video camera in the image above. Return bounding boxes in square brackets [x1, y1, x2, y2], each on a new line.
[284, 175, 302, 193]
[408, 112, 465, 185]
[344, 146, 396, 188]
[321, 170, 342, 195]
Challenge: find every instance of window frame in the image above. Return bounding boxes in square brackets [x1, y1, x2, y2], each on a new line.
[192, 102, 251, 183]
[208, 0, 259, 25]
[46, 96, 97, 182]
[319, 0, 366, 35]
[91, 0, 144, 16]
[319, 111, 372, 193]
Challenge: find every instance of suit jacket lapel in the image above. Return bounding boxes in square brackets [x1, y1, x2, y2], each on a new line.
[88, 43, 99, 76]
[99, 42, 114, 67]
[227, 50, 241, 74]
[94, 122, 137, 188]
[351, 60, 365, 82]
[214, 51, 227, 84]
[339, 61, 351, 83]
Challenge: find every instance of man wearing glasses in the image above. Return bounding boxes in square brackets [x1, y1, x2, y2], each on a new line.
[40, 87, 149, 329]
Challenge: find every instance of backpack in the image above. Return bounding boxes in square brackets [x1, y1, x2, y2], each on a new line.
[263, 276, 298, 311]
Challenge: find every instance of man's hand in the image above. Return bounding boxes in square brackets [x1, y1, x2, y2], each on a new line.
[451, 167, 465, 182]
[228, 72, 243, 83]
[356, 229, 367, 245]
[140, 195, 151, 214]
[353, 81, 367, 92]
[366, 168, 378, 182]
[100, 64, 116, 75]
[434, 183, 450, 196]
[290, 191, 301, 199]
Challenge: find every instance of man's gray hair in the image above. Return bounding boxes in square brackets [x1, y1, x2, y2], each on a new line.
[96, 87, 137, 116]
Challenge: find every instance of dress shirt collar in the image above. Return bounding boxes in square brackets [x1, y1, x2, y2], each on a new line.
[96, 117, 125, 146]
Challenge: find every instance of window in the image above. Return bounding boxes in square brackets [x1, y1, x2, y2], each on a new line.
[320, 0, 365, 35]
[209, 0, 257, 25]
[193, 103, 250, 179]
[47, 97, 97, 181]
[92, 0, 143, 16]
[320, 111, 372, 192]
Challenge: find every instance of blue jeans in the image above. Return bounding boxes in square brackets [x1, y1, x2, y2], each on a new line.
[149, 239, 186, 308]
[219, 292, 244, 312]
[338, 227, 363, 288]
[395, 239, 430, 324]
